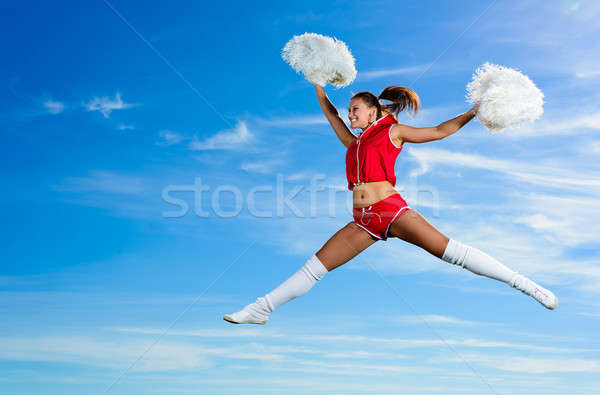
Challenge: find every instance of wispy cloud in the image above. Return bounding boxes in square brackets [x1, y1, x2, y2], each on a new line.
[435, 353, 600, 374]
[255, 114, 328, 127]
[84, 92, 137, 118]
[240, 159, 283, 174]
[575, 70, 600, 79]
[406, 147, 600, 194]
[466, 0, 600, 83]
[118, 124, 134, 130]
[0, 333, 417, 374]
[156, 129, 184, 146]
[390, 314, 495, 327]
[0, 336, 212, 371]
[5, 322, 590, 389]
[51, 170, 146, 195]
[357, 64, 429, 82]
[511, 192, 600, 247]
[0, 290, 229, 306]
[189, 121, 253, 150]
[577, 312, 600, 318]
[285, 172, 311, 181]
[546, 258, 600, 293]
[577, 139, 600, 155]
[498, 110, 600, 138]
[43, 99, 64, 114]
[115, 326, 587, 354]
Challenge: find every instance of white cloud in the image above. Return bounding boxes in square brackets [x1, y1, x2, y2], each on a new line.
[513, 214, 564, 236]
[84, 92, 136, 118]
[51, 170, 146, 195]
[575, 70, 600, 79]
[240, 159, 282, 174]
[577, 312, 600, 318]
[498, 110, 600, 138]
[0, 336, 212, 372]
[0, 290, 227, 306]
[400, 105, 464, 126]
[0, 333, 419, 375]
[285, 172, 311, 181]
[406, 147, 600, 194]
[43, 99, 64, 114]
[357, 64, 429, 81]
[115, 327, 285, 338]
[129, 376, 461, 393]
[114, 326, 587, 354]
[435, 353, 600, 374]
[577, 139, 600, 155]
[408, 151, 432, 178]
[156, 129, 183, 146]
[511, 191, 600, 247]
[547, 259, 600, 293]
[390, 314, 494, 327]
[118, 124, 134, 130]
[296, 359, 424, 374]
[189, 121, 253, 150]
[256, 114, 328, 127]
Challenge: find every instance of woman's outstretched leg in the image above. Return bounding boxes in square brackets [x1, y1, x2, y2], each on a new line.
[223, 222, 379, 324]
[387, 208, 558, 309]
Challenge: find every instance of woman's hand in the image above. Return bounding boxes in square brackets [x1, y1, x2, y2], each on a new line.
[314, 83, 325, 97]
[468, 101, 481, 116]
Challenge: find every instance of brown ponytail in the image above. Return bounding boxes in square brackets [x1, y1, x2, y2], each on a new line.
[351, 86, 421, 120]
[378, 86, 421, 118]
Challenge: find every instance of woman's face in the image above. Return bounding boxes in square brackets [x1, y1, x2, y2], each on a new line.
[348, 98, 377, 130]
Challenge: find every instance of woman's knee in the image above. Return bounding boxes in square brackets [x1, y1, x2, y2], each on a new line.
[316, 221, 377, 271]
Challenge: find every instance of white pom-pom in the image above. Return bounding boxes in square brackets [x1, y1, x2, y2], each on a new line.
[281, 32, 357, 88]
[466, 62, 544, 133]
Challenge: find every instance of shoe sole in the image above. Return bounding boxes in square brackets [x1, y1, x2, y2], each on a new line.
[223, 315, 266, 325]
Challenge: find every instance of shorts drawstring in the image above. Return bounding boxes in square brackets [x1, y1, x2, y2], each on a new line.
[360, 205, 381, 225]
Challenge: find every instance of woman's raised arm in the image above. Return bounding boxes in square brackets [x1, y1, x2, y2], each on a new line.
[314, 84, 357, 148]
[390, 102, 480, 145]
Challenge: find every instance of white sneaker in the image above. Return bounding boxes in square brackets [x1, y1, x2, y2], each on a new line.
[510, 274, 558, 310]
[223, 297, 270, 324]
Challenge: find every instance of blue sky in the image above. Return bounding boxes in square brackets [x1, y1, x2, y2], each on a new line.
[1, 0, 600, 393]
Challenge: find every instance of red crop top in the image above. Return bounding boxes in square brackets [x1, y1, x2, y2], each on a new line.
[345, 113, 403, 190]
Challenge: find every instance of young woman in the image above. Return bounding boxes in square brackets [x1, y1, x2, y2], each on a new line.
[224, 84, 557, 324]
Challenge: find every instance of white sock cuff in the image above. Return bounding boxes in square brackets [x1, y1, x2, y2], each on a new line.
[442, 238, 517, 284]
[306, 254, 329, 280]
[442, 238, 468, 267]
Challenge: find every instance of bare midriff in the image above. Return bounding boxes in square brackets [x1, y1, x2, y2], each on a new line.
[352, 180, 399, 209]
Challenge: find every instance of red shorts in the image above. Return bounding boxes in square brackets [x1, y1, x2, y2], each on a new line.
[352, 193, 411, 241]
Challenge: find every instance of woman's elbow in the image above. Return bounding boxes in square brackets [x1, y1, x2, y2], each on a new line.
[433, 127, 448, 141]
[413, 130, 445, 144]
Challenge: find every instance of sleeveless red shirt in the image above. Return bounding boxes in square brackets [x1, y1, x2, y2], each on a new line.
[345, 113, 403, 190]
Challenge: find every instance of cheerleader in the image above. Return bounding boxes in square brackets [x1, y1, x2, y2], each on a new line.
[224, 84, 557, 324]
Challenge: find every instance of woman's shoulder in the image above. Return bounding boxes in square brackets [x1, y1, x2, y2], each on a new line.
[382, 111, 398, 124]
[388, 121, 405, 147]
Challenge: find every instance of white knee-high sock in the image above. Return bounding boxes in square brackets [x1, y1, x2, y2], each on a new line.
[441, 238, 518, 284]
[262, 254, 329, 313]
